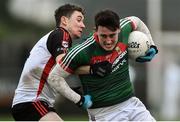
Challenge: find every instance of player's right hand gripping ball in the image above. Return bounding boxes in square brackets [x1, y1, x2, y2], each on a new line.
[90, 61, 112, 77]
[76, 95, 93, 109]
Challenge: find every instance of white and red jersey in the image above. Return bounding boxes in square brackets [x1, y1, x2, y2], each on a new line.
[12, 27, 78, 107]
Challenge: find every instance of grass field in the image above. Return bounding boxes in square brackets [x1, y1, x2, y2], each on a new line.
[0, 114, 88, 121]
[0, 114, 13, 121]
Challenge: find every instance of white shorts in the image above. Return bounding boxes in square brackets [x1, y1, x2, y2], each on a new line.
[87, 97, 155, 121]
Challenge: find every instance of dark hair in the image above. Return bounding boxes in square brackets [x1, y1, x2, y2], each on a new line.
[55, 4, 85, 27]
[95, 10, 120, 31]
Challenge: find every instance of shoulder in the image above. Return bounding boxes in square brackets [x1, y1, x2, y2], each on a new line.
[124, 16, 143, 29]
[67, 33, 95, 57]
[76, 32, 96, 49]
[47, 27, 72, 48]
[120, 16, 139, 30]
[49, 27, 70, 40]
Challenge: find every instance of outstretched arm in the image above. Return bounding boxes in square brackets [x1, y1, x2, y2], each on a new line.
[48, 64, 92, 109]
[48, 64, 81, 103]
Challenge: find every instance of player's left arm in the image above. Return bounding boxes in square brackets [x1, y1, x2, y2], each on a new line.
[128, 16, 158, 62]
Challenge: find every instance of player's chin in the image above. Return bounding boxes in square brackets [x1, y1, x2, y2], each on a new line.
[103, 45, 114, 51]
[105, 43, 117, 51]
[75, 33, 82, 39]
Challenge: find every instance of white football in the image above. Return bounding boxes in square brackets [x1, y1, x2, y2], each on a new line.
[128, 31, 150, 60]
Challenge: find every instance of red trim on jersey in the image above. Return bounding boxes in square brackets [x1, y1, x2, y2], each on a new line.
[60, 27, 72, 53]
[65, 30, 69, 40]
[60, 27, 71, 41]
[90, 42, 127, 64]
[36, 56, 55, 98]
[110, 42, 127, 63]
[93, 32, 99, 43]
[60, 28, 65, 41]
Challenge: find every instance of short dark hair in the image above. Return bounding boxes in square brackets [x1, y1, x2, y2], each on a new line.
[55, 4, 85, 27]
[95, 10, 120, 31]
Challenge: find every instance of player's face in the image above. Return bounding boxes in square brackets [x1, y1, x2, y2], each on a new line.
[66, 11, 85, 39]
[97, 26, 120, 51]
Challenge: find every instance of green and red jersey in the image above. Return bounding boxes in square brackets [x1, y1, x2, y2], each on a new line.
[60, 17, 136, 108]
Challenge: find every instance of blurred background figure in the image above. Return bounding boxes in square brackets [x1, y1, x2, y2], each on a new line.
[160, 50, 180, 120]
[0, 0, 180, 121]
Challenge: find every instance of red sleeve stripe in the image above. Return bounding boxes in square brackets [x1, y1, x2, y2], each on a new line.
[36, 56, 55, 98]
[60, 28, 66, 41]
[65, 30, 68, 40]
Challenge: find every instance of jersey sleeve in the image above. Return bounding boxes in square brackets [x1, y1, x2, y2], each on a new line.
[119, 17, 135, 44]
[59, 44, 88, 74]
[47, 28, 72, 59]
[58, 34, 95, 74]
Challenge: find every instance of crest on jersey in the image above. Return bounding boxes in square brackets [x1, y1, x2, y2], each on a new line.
[62, 41, 68, 48]
[115, 46, 121, 54]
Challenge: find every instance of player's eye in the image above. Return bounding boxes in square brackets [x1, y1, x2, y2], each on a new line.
[77, 16, 83, 22]
[77, 19, 81, 22]
[100, 34, 108, 38]
[109, 34, 116, 38]
[100, 33, 117, 39]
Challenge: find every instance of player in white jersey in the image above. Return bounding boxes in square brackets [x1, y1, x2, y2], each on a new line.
[11, 4, 93, 121]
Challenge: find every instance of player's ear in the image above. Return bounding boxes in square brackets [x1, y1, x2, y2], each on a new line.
[61, 16, 68, 26]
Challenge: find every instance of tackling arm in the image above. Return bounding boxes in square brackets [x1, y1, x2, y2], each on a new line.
[48, 63, 92, 109]
[48, 64, 81, 103]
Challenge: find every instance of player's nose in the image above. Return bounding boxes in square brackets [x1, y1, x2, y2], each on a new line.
[81, 22, 85, 28]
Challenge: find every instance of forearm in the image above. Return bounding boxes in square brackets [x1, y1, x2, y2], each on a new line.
[128, 16, 155, 45]
[75, 66, 90, 75]
[48, 64, 81, 103]
[56, 53, 65, 63]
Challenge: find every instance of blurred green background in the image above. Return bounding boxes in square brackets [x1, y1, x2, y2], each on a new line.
[1, 0, 180, 121]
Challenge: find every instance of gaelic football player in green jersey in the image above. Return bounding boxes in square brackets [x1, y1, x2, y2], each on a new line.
[48, 9, 158, 121]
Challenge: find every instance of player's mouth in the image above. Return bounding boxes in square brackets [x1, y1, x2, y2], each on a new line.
[79, 28, 83, 33]
[105, 44, 112, 48]
[104, 43, 114, 50]
[77, 30, 82, 35]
